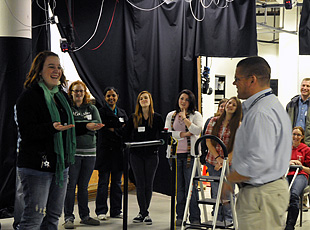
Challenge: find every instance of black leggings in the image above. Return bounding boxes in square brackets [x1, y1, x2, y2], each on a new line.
[130, 153, 159, 217]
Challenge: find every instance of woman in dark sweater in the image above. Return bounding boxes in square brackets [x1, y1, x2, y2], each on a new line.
[95, 87, 128, 220]
[16, 51, 76, 230]
[125, 91, 164, 225]
[63, 80, 104, 228]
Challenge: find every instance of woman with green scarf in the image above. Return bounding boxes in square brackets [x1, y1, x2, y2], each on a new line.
[16, 51, 76, 230]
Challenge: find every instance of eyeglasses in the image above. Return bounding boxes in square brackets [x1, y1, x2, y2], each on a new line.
[72, 90, 84, 93]
[293, 133, 303, 137]
[234, 75, 251, 82]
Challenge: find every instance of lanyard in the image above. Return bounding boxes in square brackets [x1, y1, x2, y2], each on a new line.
[106, 102, 118, 116]
[249, 90, 273, 110]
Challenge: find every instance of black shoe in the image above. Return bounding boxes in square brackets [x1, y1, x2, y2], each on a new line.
[63, 219, 74, 229]
[143, 215, 152, 225]
[133, 214, 144, 223]
[80, 217, 100, 226]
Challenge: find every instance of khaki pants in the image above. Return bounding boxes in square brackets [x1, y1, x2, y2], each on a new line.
[236, 178, 289, 230]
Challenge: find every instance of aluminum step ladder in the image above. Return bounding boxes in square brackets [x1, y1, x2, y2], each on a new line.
[181, 135, 238, 230]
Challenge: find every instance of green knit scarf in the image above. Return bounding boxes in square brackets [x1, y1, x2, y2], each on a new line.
[38, 82, 76, 186]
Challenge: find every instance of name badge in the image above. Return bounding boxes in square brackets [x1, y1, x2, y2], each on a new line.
[119, 117, 124, 123]
[138, 126, 145, 132]
[85, 114, 92, 120]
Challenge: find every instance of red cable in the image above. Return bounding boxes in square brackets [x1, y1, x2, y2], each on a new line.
[91, 0, 119, 50]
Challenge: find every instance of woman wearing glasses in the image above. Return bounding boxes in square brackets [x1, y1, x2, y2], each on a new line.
[285, 127, 310, 230]
[63, 80, 104, 229]
[95, 87, 128, 221]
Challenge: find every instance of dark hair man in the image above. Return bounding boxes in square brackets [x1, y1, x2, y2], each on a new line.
[223, 56, 292, 230]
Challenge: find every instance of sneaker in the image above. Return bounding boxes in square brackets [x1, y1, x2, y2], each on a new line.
[97, 214, 108, 220]
[63, 219, 74, 229]
[80, 217, 100, 226]
[143, 215, 152, 225]
[176, 219, 182, 226]
[111, 213, 123, 218]
[133, 214, 144, 223]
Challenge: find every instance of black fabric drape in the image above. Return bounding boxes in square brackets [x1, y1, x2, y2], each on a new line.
[195, 0, 257, 57]
[0, 3, 50, 215]
[300, 0, 310, 55]
[0, 38, 32, 215]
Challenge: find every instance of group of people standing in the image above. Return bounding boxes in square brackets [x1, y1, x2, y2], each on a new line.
[13, 50, 308, 230]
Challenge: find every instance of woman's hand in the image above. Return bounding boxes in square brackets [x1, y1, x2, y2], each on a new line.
[179, 108, 186, 120]
[180, 131, 193, 138]
[290, 160, 302, 165]
[215, 157, 223, 171]
[53, 122, 75, 131]
[86, 123, 104, 131]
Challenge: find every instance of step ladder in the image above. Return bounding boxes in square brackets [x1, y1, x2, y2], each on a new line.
[181, 135, 238, 230]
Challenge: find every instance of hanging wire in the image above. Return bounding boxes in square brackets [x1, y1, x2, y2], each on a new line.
[91, 0, 119, 50]
[200, 0, 213, 9]
[4, 0, 56, 29]
[72, 0, 105, 52]
[190, 0, 205, 22]
[189, 0, 234, 21]
[126, 0, 165, 11]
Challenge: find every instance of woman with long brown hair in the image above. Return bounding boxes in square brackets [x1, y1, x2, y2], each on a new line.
[125, 91, 164, 225]
[16, 51, 75, 229]
[165, 89, 203, 226]
[205, 96, 242, 223]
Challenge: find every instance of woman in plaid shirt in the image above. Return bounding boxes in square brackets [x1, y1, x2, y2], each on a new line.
[205, 96, 242, 223]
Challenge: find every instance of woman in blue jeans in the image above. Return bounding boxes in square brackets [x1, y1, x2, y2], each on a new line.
[165, 89, 203, 226]
[16, 51, 76, 230]
[63, 81, 104, 228]
[125, 91, 164, 225]
[205, 96, 242, 223]
[285, 126, 310, 230]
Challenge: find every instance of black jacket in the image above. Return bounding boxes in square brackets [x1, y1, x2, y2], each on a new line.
[125, 112, 164, 155]
[16, 84, 70, 172]
[95, 104, 128, 172]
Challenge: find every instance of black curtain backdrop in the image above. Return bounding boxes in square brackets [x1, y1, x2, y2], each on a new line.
[195, 0, 257, 57]
[0, 38, 32, 216]
[300, 0, 310, 55]
[0, 3, 50, 215]
[53, 0, 257, 195]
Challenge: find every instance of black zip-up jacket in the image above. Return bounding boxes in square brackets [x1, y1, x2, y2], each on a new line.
[16, 84, 70, 172]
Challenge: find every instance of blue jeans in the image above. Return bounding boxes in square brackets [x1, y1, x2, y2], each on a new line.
[287, 174, 308, 209]
[205, 162, 232, 222]
[176, 155, 200, 223]
[18, 167, 68, 230]
[130, 153, 159, 217]
[64, 156, 96, 221]
[95, 170, 123, 217]
[14, 167, 24, 229]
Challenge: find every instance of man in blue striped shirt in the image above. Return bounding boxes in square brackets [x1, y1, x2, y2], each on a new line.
[223, 56, 292, 230]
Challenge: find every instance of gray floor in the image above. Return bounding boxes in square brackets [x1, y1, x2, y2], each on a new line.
[1, 188, 310, 230]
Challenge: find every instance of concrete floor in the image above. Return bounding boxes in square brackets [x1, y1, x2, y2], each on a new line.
[1, 188, 310, 230]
